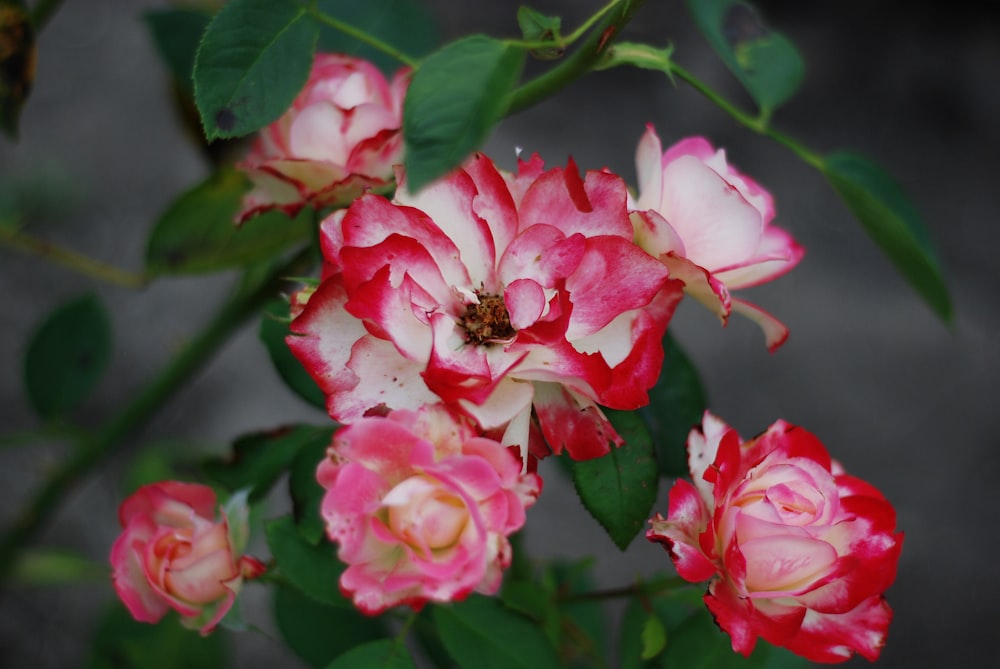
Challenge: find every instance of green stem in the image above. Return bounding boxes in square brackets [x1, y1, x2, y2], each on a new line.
[504, 0, 624, 51]
[557, 574, 689, 603]
[601, 42, 825, 170]
[506, 0, 648, 116]
[305, 5, 418, 68]
[0, 249, 313, 588]
[0, 223, 149, 288]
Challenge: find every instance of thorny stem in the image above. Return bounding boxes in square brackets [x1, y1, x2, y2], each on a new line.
[0, 248, 314, 588]
[506, 0, 649, 116]
[0, 223, 149, 288]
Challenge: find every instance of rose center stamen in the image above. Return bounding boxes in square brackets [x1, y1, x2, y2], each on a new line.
[461, 294, 515, 345]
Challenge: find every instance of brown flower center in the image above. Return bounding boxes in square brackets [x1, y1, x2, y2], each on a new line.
[460, 293, 515, 345]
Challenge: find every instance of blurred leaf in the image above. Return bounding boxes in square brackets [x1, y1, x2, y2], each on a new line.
[24, 294, 112, 420]
[572, 410, 659, 550]
[620, 586, 710, 668]
[315, 0, 438, 74]
[641, 333, 707, 477]
[325, 640, 417, 669]
[194, 0, 319, 140]
[517, 6, 564, 60]
[144, 9, 212, 97]
[686, 0, 804, 114]
[413, 607, 460, 669]
[662, 608, 772, 669]
[202, 424, 333, 502]
[289, 432, 331, 544]
[260, 300, 327, 409]
[0, 0, 35, 139]
[501, 581, 561, 646]
[434, 596, 560, 669]
[403, 36, 524, 191]
[12, 549, 105, 586]
[274, 584, 384, 669]
[145, 168, 312, 276]
[87, 604, 228, 669]
[549, 561, 608, 668]
[265, 516, 349, 608]
[822, 150, 952, 322]
[640, 615, 667, 660]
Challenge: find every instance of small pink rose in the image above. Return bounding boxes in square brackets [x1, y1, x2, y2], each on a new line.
[317, 404, 541, 614]
[647, 413, 903, 663]
[631, 126, 804, 351]
[110, 482, 265, 634]
[236, 53, 409, 223]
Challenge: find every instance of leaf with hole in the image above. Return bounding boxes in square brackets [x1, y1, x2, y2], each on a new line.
[194, 0, 319, 139]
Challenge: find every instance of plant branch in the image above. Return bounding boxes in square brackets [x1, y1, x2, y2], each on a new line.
[506, 0, 648, 116]
[0, 223, 149, 288]
[601, 42, 825, 169]
[0, 248, 314, 588]
[557, 574, 689, 603]
[305, 4, 418, 68]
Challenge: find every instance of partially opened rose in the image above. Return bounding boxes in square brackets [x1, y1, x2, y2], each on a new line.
[647, 413, 902, 663]
[631, 126, 804, 351]
[236, 53, 409, 223]
[288, 153, 682, 462]
[317, 404, 541, 613]
[110, 482, 265, 634]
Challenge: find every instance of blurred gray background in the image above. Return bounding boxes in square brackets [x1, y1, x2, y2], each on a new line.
[1, 0, 997, 666]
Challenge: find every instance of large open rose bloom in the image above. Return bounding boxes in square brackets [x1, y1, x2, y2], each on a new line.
[317, 404, 541, 613]
[110, 482, 266, 634]
[647, 413, 902, 662]
[236, 53, 409, 223]
[288, 153, 682, 461]
[631, 126, 804, 351]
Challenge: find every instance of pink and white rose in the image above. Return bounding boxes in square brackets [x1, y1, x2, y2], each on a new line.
[236, 53, 409, 223]
[631, 126, 804, 351]
[317, 403, 541, 613]
[110, 482, 266, 634]
[288, 153, 683, 461]
[647, 413, 902, 663]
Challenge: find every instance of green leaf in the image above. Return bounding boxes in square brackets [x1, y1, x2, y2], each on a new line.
[0, 0, 35, 140]
[686, 0, 804, 114]
[324, 640, 417, 669]
[571, 410, 659, 550]
[87, 604, 228, 669]
[24, 294, 112, 420]
[662, 608, 771, 669]
[289, 432, 331, 544]
[822, 150, 952, 322]
[260, 300, 327, 409]
[274, 584, 385, 669]
[641, 333, 707, 477]
[315, 0, 439, 74]
[517, 6, 564, 60]
[12, 549, 105, 586]
[145, 168, 312, 276]
[640, 615, 667, 660]
[434, 596, 560, 669]
[144, 9, 212, 97]
[202, 424, 333, 502]
[403, 36, 524, 191]
[265, 516, 349, 608]
[194, 0, 319, 140]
